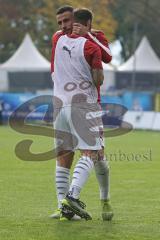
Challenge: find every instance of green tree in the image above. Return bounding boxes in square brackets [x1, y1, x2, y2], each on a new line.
[57, 0, 117, 41]
[0, 0, 55, 62]
[0, 0, 117, 63]
[110, 0, 160, 60]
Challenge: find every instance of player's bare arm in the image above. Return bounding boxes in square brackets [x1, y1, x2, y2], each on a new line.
[92, 69, 104, 87]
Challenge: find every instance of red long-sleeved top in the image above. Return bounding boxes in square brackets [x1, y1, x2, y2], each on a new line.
[51, 30, 112, 102]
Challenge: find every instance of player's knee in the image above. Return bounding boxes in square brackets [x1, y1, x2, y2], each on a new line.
[57, 151, 74, 168]
[81, 150, 99, 163]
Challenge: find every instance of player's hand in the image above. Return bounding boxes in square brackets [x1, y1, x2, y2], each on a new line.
[91, 29, 100, 33]
[91, 29, 103, 35]
[73, 23, 88, 35]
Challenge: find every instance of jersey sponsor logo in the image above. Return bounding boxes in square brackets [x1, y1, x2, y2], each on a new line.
[64, 81, 92, 92]
[62, 45, 75, 58]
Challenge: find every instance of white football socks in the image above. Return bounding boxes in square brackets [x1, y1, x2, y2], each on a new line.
[69, 156, 94, 199]
[56, 165, 70, 208]
[55, 156, 110, 207]
[94, 158, 110, 200]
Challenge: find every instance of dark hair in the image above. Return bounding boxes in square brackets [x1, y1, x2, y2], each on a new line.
[56, 5, 73, 15]
[73, 8, 93, 26]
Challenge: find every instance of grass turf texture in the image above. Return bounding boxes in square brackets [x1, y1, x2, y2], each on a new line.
[0, 126, 160, 240]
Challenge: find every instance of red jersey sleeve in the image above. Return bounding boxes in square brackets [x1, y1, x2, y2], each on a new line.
[85, 31, 112, 64]
[84, 40, 103, 103]
[50, 31, 63, 73]
[84, 40, 103, 69]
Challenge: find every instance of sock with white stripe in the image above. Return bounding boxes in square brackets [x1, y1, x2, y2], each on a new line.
[94, 158, 110, 200]
[69, 156, 94, 199]
[56, 165, 70, 208]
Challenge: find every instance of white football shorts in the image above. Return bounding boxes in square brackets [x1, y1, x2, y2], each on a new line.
[53, 105, 104, 152]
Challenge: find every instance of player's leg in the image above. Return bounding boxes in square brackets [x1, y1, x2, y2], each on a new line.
[61, 105, 102, 220]
[94, 147, 113, 220]
[51, 107, 76, 219]
[61, 150, 98, 220]
[95, 148, 110, 200]
[50, 151, 77, 220]
[56, 151, 74, 208]
[64, 148, 113, 221]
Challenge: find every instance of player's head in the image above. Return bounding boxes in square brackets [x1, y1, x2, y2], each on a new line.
[56, 5, 73, 34]
[73, 8, 93, 30]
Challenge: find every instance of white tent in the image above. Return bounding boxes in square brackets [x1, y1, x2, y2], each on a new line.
[109, 40, 123, 66]
[101, 63, 116, 94]
[0, 34, 50, 72]
[102, 62, 115, 71]
[118, 36, 160, 72]
[0, 65, 8, 91]
[0, 34, 51, 91]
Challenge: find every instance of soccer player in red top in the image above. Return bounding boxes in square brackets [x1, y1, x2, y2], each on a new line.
[50, 6, 113, 221]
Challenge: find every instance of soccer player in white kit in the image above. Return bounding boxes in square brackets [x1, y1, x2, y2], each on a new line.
[52, 8, 109, 220]
[51, 6, 113, 221]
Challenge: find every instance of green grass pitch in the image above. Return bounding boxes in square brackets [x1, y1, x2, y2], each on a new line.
[0, 126, 160, 240]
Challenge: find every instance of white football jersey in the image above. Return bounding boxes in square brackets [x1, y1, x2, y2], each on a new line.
[53, 35, 98, 107]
